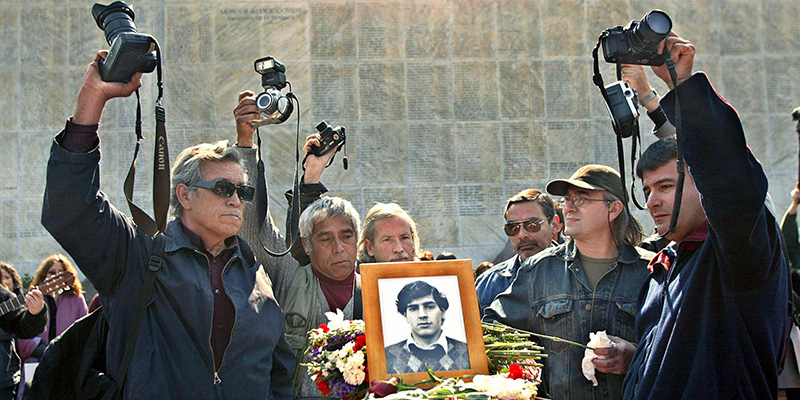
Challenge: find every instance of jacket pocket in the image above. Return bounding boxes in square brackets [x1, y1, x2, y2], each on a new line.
[284, 312, 308, 352]
[614, 301, 638, 342]
[536, 299, 573, 353]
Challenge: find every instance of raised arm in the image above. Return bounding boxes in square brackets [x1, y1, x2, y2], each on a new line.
[621, 64, 675, 138]
[234, 91, 301, 302]
[656, 33, 780, 287]
[41, 51, 143, 295]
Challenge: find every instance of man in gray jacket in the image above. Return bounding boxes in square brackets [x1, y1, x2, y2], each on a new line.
[233, 91, 363, 399]
[41, 51, 294, 399]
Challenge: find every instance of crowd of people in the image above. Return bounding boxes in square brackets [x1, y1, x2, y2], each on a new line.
[0, 29, 796, 400]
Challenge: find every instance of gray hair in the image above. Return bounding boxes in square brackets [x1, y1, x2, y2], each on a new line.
[603, 191, 644, 247]
[299, 196, 362, 253]
[169, 140, 245, 219]
[357, 202, 419, 263]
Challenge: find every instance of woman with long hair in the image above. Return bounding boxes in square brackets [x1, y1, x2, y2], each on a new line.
[17, 254, 87, 368]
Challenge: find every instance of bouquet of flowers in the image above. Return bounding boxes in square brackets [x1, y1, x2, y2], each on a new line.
[304, 310, 369, 400]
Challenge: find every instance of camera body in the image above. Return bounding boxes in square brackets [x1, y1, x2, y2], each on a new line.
[249, 56, 294, 128]
[92, 1, 156, 83]
[312, 121, 346, 157]
[604, 81, 639, 138]
[601, 10, 672, 66]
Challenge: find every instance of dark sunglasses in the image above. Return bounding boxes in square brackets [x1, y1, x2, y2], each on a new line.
[503, 216, 550, 237]
[189, 180, 255, 202]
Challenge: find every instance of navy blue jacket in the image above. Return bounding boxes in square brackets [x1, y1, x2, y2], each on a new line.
[622, 73, 790, 399]
[41, 126, 294, 399]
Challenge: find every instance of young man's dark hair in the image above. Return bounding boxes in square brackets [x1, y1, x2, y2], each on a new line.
[395, 281, 449, 315]
[635, 136, 678, 178]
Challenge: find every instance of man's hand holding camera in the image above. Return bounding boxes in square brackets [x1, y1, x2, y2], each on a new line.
[234, 90, 261, 147]
[73, 50, 142, 126]
[303, 134, 341, 184]
[652, 32, 696, 89]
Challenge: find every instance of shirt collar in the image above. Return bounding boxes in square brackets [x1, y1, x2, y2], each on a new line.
[647, 221, 708, 272]
[179, 220, 238, 257]
[681, 221, 709, 244]
[405, 330, 448, 352]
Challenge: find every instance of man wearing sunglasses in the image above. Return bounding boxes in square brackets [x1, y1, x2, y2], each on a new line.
[484, 164, 653, 400]
[40, 52, 294, 399]
[475, 189, 560, 317]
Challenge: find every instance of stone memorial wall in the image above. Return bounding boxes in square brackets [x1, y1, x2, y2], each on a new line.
[1, 0, 799, 275]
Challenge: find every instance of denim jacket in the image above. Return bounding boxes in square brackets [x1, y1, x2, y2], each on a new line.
[475, 255, 520, 318]
[485, 239, 653, 400]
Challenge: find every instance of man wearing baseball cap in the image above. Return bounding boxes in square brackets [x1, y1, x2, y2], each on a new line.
[484, 164, 653, 400]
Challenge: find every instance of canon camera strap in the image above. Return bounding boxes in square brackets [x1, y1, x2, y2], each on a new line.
[123, 38, 169, 235]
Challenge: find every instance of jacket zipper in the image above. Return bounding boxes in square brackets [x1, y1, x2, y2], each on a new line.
[198, 250, 238, 387]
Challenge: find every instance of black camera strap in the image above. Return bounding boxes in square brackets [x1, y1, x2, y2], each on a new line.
[592, 36, 635, 208]
[615, 63, 647, 211]
[665, 56, 685, 234]
[255, 92, 302, 258]
[124, 37, 170, 236]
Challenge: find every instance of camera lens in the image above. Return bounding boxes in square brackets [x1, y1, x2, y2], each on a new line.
[629, 10, 672, 52]
[92, 2, 138, 45]
[255, 92, 275, 112]
[644, 11, 671, 35]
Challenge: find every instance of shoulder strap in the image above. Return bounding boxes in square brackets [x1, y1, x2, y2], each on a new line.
[123, 39, 169, 236]
[353, 273, 362, 320]
[107, 232, 166, 400]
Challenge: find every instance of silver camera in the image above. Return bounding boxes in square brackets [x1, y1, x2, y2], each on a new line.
[249, 56, 294, 128]
[604, 81, 639, 138]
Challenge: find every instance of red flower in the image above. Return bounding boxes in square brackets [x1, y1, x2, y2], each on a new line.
[319, 323, 329, 333]
[354, 334, 367, 351]
[316, 379, 331, 395]
[508, 363, 529, 380]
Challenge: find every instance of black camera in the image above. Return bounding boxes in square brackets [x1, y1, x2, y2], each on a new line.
[601, 10, 672, 66]
[249, 56, 294, 128]
[604, 81, 639, 138]
[92, 1, 156, 83]
[312, 121, 346, 157]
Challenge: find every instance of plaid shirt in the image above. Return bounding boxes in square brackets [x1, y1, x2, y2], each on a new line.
[384, 337, 470, 374]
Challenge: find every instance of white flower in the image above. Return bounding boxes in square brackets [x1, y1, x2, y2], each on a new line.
[582, 331, 612, 386]
[466, 374, 537, 400]
[325, 309, 347, 331]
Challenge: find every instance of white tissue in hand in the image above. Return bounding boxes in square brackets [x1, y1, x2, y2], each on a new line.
[581, 331, 612, 386]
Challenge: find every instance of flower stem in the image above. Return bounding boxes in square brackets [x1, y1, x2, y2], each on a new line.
[483, 321, 595, 350]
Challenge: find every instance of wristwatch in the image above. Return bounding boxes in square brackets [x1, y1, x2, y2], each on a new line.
[638, 89, 658, 107]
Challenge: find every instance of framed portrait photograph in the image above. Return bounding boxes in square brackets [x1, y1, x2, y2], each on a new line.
[361, 259, 488, 383]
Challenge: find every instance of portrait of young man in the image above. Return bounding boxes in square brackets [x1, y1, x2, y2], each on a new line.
[383, 280, 470, 374]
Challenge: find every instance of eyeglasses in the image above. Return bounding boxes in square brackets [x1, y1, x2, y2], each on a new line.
[559, 196, 610, 208]
[189, 180, 255, 202]
[503, 216, 550, 237]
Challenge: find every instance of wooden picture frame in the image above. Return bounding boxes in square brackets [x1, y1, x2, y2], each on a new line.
[361, 259, 488, 383]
